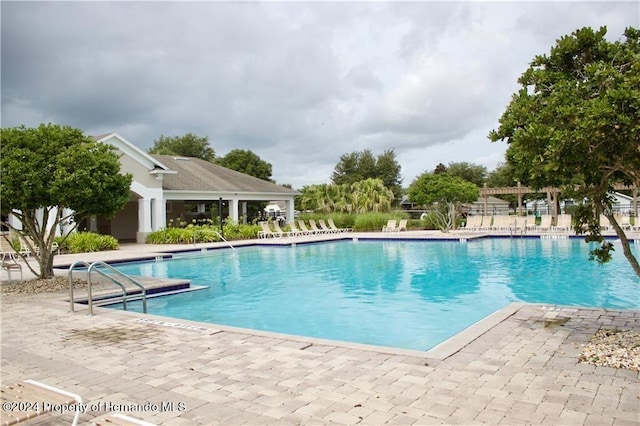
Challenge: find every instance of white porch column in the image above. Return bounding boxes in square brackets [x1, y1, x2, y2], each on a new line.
[8, 212, 22, 231]
[151, 198, 166, 231]
[137, 198, 152, 243]
[228, 198, 239, 223]
[241, 202, 248, 223]
[89, 216, 98, 232]
[285, 199, 295, 224]
[60, 208, 75, 236]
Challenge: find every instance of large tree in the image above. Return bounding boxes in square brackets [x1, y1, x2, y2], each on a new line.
[408, 173, 479, 232]
[331, 149, 403, 201]
[444, 162, 488, 188]
[148, 133, 215, 162]
[375, 149, 403, 201]
[489, 26, 640, 276]
[485, 163, 517, 188]
[1, 124, 132, 278]
[216, 149, 273, 182]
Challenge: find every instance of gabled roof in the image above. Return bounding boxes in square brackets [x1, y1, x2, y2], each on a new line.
[94, 133, 173, 173]
[471, 196, 510, 205]
[151, 155, 299, 195]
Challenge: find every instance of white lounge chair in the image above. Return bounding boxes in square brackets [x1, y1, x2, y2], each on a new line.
[618, 215, 632, 231]
[552, 214, 572, 232]
[327, 218, 351, 233]
[1, 236, 18, 261]
[298, 220, 316, 235]
[478, 216, 493, 231]
[490, 215, 512, 231]
[528, 215, 552, 232]
[0, 237, 22, 283]
[258, 222, 281, 239]
[382, 220, 397, 232]
[0, 380, 83, 425]
[599, 215, 612, 231]
[308, 220, 326, 234]
[463, 215, 483, 231]
[288, 221, 307, 236]
[318, 219, 338, 234]
[397, 219, 408, 232]
[512, 216, 527, 233]
[273, 221, 296, 237]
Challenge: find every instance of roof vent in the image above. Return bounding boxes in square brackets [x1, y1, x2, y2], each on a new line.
[173, 157, 190, 161]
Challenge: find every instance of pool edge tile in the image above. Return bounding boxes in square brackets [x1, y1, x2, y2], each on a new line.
[424, 302, 526, 360]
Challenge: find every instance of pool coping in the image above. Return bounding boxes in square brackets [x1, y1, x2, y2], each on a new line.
[49, 233, 639, 360]
[52, 232, 638, 270]
[4, 233, 640, 425]
[69, 296, 528, 361]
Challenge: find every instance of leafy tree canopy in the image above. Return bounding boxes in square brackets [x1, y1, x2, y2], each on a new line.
[485, 162, 520, 207]
[488, 26, 640, 276]
[1, 124, 132, 278]
[433, 163, 448, 174]
[485, 163, 517, 188]
[408, 172, 479, 232]
[408, 172, 479, 206]
[149, 133, 215, 162]
[441, 162, 488, 187]
[331, 149, 402, 201]
[216, 149, 273, 182]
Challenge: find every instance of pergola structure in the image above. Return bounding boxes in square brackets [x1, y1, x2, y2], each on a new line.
[479, 182, 639, 220]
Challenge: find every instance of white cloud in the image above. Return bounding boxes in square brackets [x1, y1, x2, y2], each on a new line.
[2, 1, 638, 188]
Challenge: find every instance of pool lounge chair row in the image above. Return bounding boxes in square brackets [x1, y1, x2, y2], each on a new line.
[258, 219, 352, 238]
[462, 215, 574, 233]
[599, 214, 639, 231]
[1, 236, 23, 283]
[382, 219, 408, 233]
[464, 213, 640, 233]
[0, 231, 60, 258]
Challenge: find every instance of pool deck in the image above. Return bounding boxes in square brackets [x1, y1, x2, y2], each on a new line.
[2, 231, 639, 425]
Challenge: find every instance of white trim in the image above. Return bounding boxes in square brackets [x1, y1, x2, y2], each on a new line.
[163, 190, 298, 201]
[95, 133, 173, 172]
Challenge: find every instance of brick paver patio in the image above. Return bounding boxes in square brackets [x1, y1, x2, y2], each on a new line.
[1, 234, 639, 425]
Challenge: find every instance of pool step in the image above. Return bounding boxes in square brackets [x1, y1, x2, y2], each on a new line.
[70, 277, 202, 306]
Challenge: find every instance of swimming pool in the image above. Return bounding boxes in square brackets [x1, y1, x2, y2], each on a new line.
[108, 238, 640, 351]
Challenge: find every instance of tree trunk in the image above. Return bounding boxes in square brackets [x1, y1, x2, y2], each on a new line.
[37, 251, 56, 279]
[606, 213, 640, 278]
[450, 203, 457, 231]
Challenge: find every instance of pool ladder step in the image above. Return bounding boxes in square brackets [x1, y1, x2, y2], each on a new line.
[67, 260, 147, 315]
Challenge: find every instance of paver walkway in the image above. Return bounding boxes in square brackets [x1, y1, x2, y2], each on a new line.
[1, 234, 639, 425]
[2, 292, 638, 425]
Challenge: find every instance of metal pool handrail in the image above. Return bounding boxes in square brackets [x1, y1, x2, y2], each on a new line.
[68, 260, 90, 313]
[68, 260, 147, 315]
[87, 261, 147, 316]
[193, 230, 236, 251]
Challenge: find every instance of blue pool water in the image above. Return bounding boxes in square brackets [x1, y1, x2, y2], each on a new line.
[109, 238, 639, 351]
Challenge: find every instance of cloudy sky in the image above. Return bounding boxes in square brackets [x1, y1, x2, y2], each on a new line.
[2, 1, 638, 189]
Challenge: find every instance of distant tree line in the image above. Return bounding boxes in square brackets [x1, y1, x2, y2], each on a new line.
[148, 133, 274, 182]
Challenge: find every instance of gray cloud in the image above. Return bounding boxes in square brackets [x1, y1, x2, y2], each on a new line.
[2, 1, 638, 188]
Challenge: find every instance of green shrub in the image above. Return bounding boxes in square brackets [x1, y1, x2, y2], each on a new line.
[352, 211, 409, 231]
[406, 219, 423, 231]
[56, 232, 119, 253]
[146, 227, 195, 244]
[146, 222, 261, 244]
[419, 212, 440, 230]
[221, 222, 261, 240]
